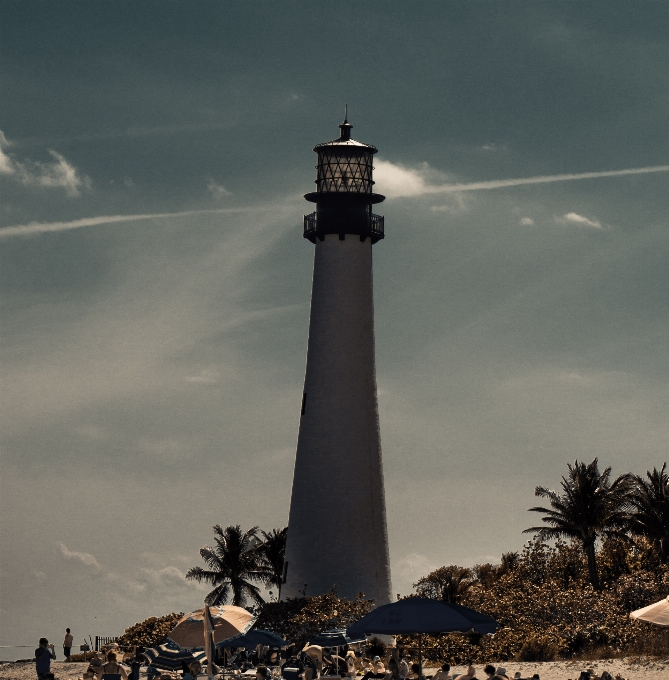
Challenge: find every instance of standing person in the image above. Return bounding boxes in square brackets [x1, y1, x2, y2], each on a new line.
[63, 629, 74, 662]
[35, 638, 56, 680]
[398, 656, 409, 680]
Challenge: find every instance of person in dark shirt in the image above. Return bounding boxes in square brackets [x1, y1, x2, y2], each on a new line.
[35, 638, 56, 679]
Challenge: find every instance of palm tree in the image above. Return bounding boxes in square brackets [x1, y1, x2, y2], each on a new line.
[627, 463, 669, 564]
[524, 458, 630, 590]
[258, 527, 287, 600]
[413, 565, 473, 603]
[186, 524, 267, 607]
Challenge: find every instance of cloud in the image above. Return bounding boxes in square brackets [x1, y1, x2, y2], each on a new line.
[58, 543, 101, 569]
[374, 159, 669, 198]
[557, 212, 604, 229]
[520, 217, 535, 226]
[0, 206, 272, 239]
[0, 130, 90, 196]
[374, 159, 452, 198]
[184, 369, 220, 384]
[207, 178, 232, 198]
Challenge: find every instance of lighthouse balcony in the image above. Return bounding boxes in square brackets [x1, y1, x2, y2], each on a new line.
[303, 211, 384, 244]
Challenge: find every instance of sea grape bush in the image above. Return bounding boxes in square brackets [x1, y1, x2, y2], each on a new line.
[403, 537, 668, 663]
[116, 612, 184, 649]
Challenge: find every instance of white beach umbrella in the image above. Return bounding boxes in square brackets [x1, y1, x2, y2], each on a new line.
[630, 596, 669, 626]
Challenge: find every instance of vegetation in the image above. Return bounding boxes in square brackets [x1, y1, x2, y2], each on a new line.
[115, 612, 184, 649]
[626, 463, 669, 564]
[524, 458, 631, 590]
[402, 535, 668, 663]
[123, 459, 666, 663]
[186, 524, 287, 607]
[398, 458, 669, 663]
[254, 590, 374, 647]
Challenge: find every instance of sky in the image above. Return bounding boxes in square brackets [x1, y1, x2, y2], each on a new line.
[1, 1, 668, 657]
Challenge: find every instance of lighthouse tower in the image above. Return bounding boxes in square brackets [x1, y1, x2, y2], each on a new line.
[282, 115, 392, 604]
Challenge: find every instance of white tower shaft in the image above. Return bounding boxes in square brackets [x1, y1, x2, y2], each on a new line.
[282, 234, 392, 603]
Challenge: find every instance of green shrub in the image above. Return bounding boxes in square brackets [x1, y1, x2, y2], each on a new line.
[516, 634, 559, 661]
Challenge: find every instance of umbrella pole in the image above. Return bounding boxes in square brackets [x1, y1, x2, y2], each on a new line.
[418, 635, 423, 680]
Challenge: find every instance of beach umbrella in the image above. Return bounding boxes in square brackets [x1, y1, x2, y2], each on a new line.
[347, 597, 499, 677]
[309, 629, 366, 676]
[168, 605, 256, 648]
[217, 629, 288, 649]
[631, 596, 669, 626]
[142, 643, 206, 671]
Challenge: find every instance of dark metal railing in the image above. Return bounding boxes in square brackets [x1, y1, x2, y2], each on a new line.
[303, 211, 384, 242]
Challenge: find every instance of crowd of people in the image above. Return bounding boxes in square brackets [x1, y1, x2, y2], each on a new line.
[33, 635, 620, 680]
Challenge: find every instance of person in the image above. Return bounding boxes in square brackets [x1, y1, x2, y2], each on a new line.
[398, 657, 409, 680]
[431, 664, 451, 680]
[346, 651, 357, 678]
[483, 667, 496, 680]
[494, 670, 508, 680]
[406, 664, 420, 680]
[362, 659, 384, 680]
[257, 665, 269, 680]
[97, 650, 128, 680]
[385, 658, 400, 680]
[129, 647, 144, 680]
[63, 628, 74, 662]
[454, 664, 475, 680]
[282, 655, 304, 680]
[35, 638, 56, 680]
[184, 661, 202, 680]
[302, 652, 318, 680]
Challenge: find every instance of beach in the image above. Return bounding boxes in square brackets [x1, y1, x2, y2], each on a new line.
[2, 659, 669, 680]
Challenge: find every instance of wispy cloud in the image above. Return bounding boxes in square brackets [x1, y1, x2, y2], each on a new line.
[374, 158, 669, 199]
[1, 130, 90, 196]
[520, 217, 535, 226]
[0, 206, 272, 239]
[207, 179, 232, 198]
[59, 543, 101, 569]
[557, 212, 605, 229]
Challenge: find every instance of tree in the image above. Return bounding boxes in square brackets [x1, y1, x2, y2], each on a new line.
[258, 527, 288, 599]
[254, 590, 373, 646]
[524, 458, 631, 590]
[627, 463, 669, 564]
[186, 524, 268, 607]
[413, 565, 473, 603]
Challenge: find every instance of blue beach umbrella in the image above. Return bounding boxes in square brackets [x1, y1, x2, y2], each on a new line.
[347, 597, 499, 676]
[142, 643, 207, 671]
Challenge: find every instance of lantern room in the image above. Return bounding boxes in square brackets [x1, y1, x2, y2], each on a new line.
[304, 114, 385, 244]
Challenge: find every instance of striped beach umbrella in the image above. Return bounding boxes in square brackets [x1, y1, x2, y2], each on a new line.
[142, 643, 206, 671]
[168, 605, 256, 648]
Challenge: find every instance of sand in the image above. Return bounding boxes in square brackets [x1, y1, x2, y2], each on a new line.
[1, 660, 668, 680]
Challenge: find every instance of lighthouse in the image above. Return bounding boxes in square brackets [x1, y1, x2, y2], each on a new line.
[282, 115, 392, 604]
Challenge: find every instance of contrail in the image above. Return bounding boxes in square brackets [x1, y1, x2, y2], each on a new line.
[429, 165, 669, 193]
[0, 206, 272, 239]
